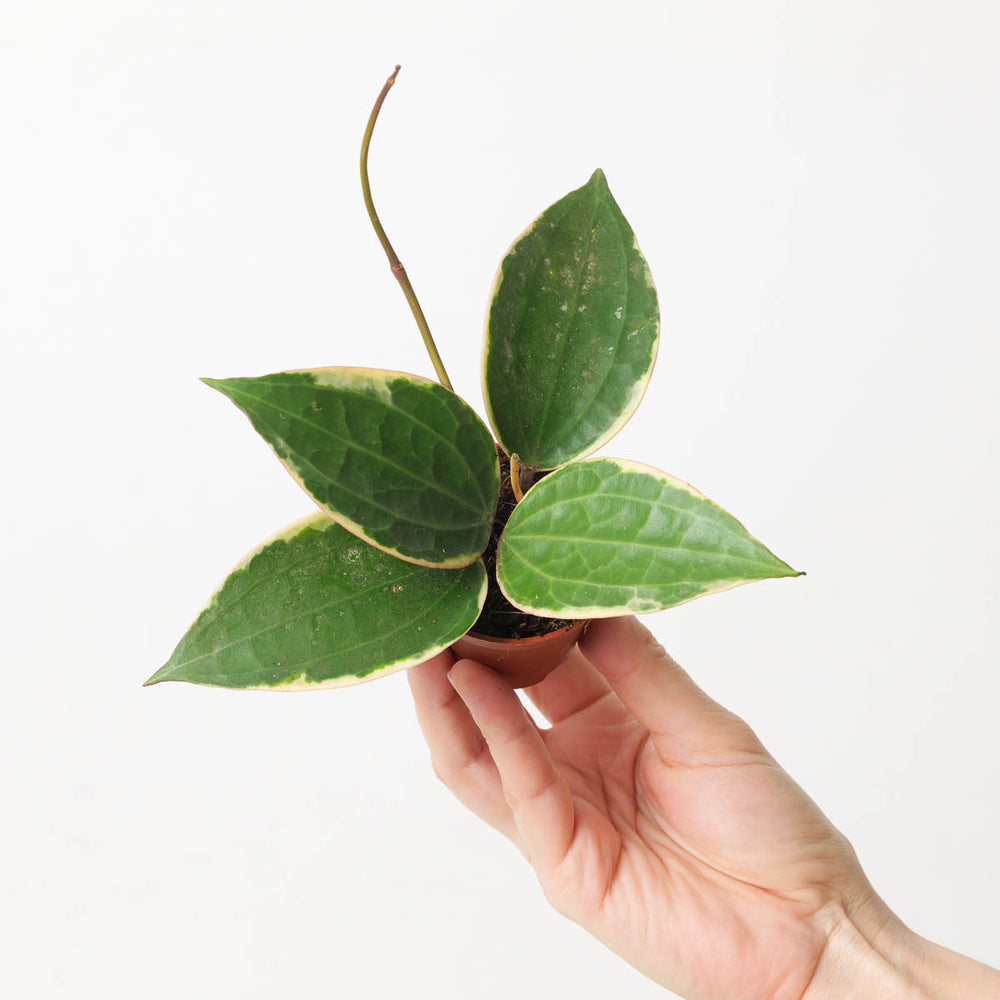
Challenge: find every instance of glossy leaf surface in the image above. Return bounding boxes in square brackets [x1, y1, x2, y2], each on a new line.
[498, 458, 801, 617]
[205, 368, 499, 567]
[483, 170, 659, 469]
[147, 513, 487, 690]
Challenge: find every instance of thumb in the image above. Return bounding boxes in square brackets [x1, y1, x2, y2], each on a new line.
[579, 617, 762, 766]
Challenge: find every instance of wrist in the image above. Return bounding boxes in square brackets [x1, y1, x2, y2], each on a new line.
[802, 894, 920, 1000]
[804, 893, 1000, 1000]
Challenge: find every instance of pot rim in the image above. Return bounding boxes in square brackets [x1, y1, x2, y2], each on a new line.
[461, 618, 588, 648]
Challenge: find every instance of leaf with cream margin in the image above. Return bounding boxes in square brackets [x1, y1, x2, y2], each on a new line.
[483, 170, 659, 469]
[204, 368, 499, 568]
[497, 458, 801, 618]
[146, 513, 487, 690]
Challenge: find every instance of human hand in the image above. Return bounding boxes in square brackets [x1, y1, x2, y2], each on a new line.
[407, 616, 1000, 1000]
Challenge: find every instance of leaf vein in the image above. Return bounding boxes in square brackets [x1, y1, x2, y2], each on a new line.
[225, 384, 485, 514]
[172, 563, 432, 671]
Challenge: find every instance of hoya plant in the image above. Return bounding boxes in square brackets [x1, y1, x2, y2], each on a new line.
[146, 68, 800, 693]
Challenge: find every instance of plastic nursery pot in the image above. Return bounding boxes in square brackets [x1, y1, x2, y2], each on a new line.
[451, 619, 589, 689]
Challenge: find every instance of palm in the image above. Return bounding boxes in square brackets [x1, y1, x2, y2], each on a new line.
[408, 617, 873, 1000]
[539, 697, 849, 1000]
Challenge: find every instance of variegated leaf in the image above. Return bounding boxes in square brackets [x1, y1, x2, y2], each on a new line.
[497, 458, 801, 617]
[147, 513, 487, 689]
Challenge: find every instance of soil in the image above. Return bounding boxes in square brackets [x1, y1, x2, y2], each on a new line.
[470, 448, 577, 640]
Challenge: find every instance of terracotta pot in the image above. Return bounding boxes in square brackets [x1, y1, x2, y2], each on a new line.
[451, 619, 589, 688]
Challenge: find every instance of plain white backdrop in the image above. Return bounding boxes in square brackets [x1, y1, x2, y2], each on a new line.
[2, 1, 998, 996]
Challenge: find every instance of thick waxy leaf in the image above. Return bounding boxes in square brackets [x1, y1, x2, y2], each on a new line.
[497, 458, 801, 617]
[146, 513, 487, 690]
[483, 170, 659, 469]
[204, 368, 499, 568]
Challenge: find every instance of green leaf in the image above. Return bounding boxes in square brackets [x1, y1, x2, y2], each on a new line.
[497, 458, 801, 617]
[146, 513, 487, 690]
[204, 368, 499, 568]
[483, 170, 659, 469]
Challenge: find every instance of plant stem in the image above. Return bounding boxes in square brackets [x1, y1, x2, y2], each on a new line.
[360, 65, 454, 392]
[509, 454, 525, 502]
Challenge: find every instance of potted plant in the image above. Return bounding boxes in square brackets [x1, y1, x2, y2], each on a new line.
[145, 68, 801, 693]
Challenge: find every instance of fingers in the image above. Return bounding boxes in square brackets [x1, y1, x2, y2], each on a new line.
[406, 651, 517, 839]
[523, 644, 620, 725]
[580, 617, 760, 766]
[448, 659, 576, 872]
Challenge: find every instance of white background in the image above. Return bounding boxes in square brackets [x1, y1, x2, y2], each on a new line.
[2, 1, 998, 996]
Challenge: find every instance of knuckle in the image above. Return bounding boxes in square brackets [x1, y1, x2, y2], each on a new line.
[637, 624, 670, 662]
[430, 760, 452, 786]
[724, 712, 769, 754]
[539, 878, 574, 919]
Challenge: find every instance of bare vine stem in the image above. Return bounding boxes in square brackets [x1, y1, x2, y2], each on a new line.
[360, 66, 454, 391]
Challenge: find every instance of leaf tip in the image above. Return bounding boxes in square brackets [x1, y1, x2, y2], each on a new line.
[143, 659, 180, 687]
[201, 377, 245, 406]
[142, 668, 165, 688]
[589, 167, 609, 190]
[774, 563, 805, 580]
